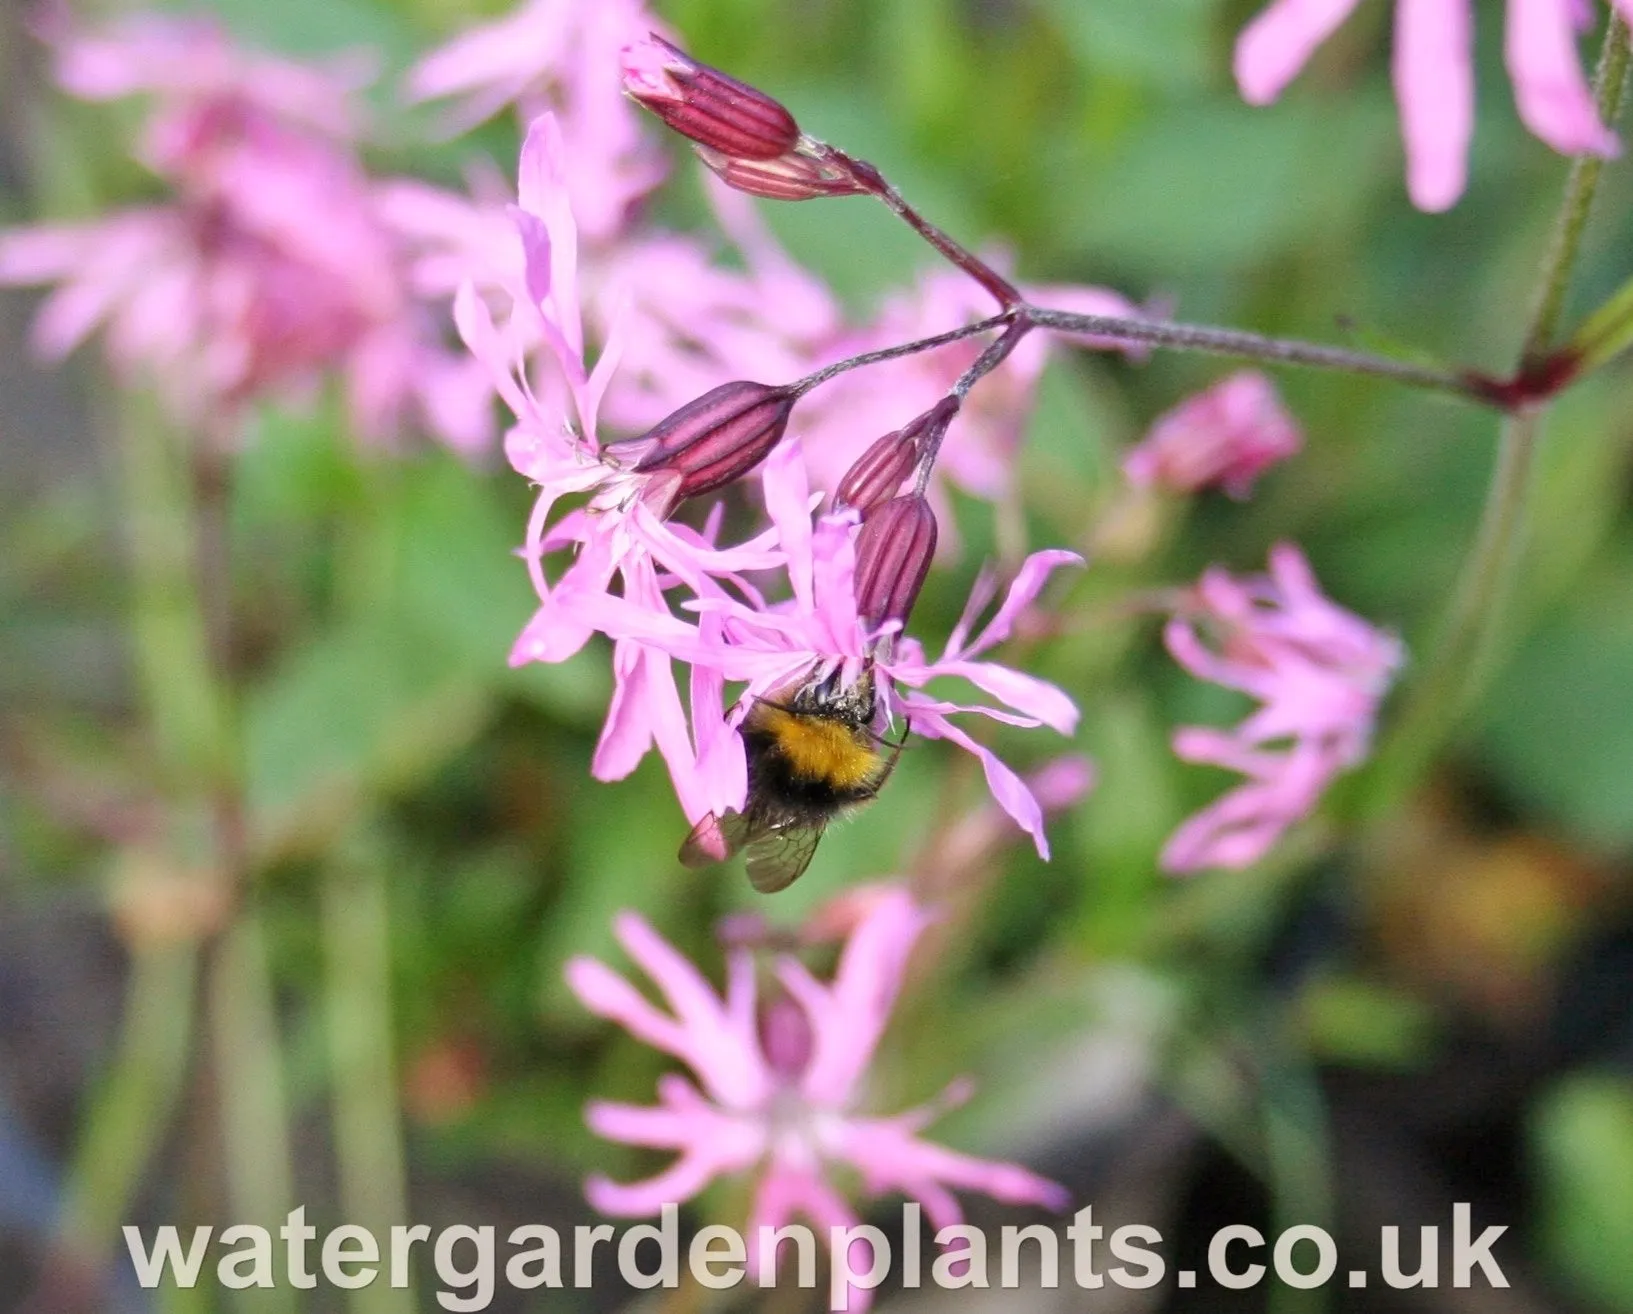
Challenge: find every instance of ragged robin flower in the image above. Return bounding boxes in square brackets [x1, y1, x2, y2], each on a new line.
[1161, 544, 1404, 872]
[0, 15, 491, 451]
[567, 888, 1069, 1312]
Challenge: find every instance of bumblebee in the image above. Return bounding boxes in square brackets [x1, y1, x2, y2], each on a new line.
[679, 664, 906, 893]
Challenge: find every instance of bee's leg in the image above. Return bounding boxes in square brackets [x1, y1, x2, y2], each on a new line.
[873, 717, 911, 789]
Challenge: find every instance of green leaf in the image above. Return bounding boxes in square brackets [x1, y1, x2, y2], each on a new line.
[1564, 271, 1633, 374]
[1532, 1073, 1633, 1309]
[245, 622, 487, 860]
[1478, 546, 1633, 846]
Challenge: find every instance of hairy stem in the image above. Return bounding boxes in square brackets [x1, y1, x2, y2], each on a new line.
[792, 311, 1015, 394]
[1368, 14, 1630, 801]
[1524, 13, 1631, 365]
[1025, 305, 1493, 404]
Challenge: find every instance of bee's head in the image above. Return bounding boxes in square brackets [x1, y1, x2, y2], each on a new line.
[785, 660, 879, 729]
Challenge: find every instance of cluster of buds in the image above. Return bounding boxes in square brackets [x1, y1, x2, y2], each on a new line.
[620, 368, 954, 643]
[840, 398, 960, 637]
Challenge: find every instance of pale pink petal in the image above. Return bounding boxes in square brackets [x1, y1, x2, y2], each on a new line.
[907, 710, 1052, 857]
[565, 956, 693, 1057]
[795, 889, 936, 1107]
[613, 912, 770, 1108]
[951, 550, 1083, 660]
[1235, 0, 1365, 103]
[1506, 0, 1620, 157]
[836, 1117, 1070, 1212]
[1395, 0, 1475, 210]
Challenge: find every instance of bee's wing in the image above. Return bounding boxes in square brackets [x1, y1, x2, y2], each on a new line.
[742, 825, 823, 894]
[679, 810, 749, 868]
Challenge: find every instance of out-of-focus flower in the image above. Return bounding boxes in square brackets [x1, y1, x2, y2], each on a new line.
[1161, 544, 1403, 872]
[565, 442, 1083, 855]
[407, 0, 666, 242]
[1234, 0, 1631, 211]
[0, 17, 491, 451]
[567, 890, 1068, 1312]
[1124, 370, 1301, 499]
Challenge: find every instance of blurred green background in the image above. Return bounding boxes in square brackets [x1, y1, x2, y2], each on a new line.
[3, 0, 1633, 1310]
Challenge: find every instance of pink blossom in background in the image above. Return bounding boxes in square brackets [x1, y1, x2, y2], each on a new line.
[0, 17, 491, 451]
[561, 441, 1084, 855]
[406, 0, 667, 243]
[593, 180, 842, 431]
[1161, 544, 1404, 872]
[567, 890, 1068, 1311]
[49, 13, 370, 147]
[1234, 0, 1633, 211]
[1124, 370, 1302, 499]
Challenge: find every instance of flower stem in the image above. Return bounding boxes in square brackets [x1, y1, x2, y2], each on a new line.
[792, 311, 1015, 393]
[58, 943, 197, 1257]
[208, 913, 299, 1314]
[1523, 13, 1631, 366]
[322, 832, 410, 1314]
[832, 148, 1023, 307]
[1366, 13, 1630, 803]
[1025, 305, 1493, 404]
[53, 398, 213, 1269]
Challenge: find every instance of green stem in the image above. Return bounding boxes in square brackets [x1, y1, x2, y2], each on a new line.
[1367, 15, 1630, 801]
[187, 430, 302, 1314]
[208, 913, 298, 1314]
[322, 834, 410, 1314]
[1523, 13, 1631, 365]
[59, 943, 197, 1255]
[52, 398, 216, 1269]
[1259, 1040, 1334, 1314]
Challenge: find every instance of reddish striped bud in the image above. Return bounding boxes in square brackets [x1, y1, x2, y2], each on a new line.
[622, 35, 799, 162]
[854, 495, 938, 633]
[694, 144, 867, 201]
[835, 397, 960, 513]
[631, 380, 797, 499]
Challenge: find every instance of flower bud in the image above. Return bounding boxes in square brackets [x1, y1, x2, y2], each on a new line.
[835, 397, 959, 513]
[854, 495, 938, 633]
[631, 380, 797, 499]
[694, 144, 868, 201]
[622, 35, 799, 162]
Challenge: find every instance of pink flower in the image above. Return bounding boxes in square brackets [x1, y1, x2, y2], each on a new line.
[1235, 0, 1631, 211]
[0, 18, 491, 451]
[563, 441, 1084, 855]
[1123, 370, 1302, 499]
[406, 0, 667, 243]
[1161, 544, 1403, 872]
[593, 183, 842, 432]
[567, 890, 1068, 1311]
